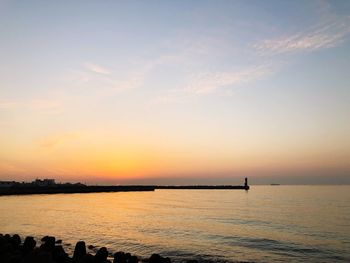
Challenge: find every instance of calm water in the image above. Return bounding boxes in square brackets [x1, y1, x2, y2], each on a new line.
[0, 186, 349, 262]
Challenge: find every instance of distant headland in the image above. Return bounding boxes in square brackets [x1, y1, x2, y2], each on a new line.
[0, 178, 249, 196]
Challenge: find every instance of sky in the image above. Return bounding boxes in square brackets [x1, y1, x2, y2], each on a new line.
[0, 0, 349, 185]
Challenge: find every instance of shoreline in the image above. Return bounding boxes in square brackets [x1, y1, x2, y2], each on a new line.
[0, 233, 208, 263]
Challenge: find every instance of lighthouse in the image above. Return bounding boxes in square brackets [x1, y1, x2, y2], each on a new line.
[244, 177, 249, 190]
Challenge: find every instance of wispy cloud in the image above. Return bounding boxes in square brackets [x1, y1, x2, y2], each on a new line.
[186, 64, 273, 95]
[254, 17, 350, 55]
[149, 63, 274, 105]
[72, 32, 242, 95]
[85, 63, 111, 75]
[69, 61, 157, 93]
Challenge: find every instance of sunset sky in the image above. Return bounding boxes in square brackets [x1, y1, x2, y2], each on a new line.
[1, 0, 349, 184]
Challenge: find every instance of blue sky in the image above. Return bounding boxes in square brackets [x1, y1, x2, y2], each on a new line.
[0, 0, 349, 184]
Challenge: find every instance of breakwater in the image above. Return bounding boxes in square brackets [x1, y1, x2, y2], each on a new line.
[0, 185, 155, 196]
[0, 233, 176, 263]
[155, 185, 249, 190]
[0, 184, 249, 196]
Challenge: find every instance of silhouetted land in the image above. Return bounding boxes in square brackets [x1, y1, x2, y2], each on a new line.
[0, 233, 176, 263]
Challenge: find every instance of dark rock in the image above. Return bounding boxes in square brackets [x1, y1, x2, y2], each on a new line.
[37, 251, 54, 263]
[0, 253, 11, 263]
[0, 239, 12, 254]
[21, 248, 37, 263]
[53, 245, 68, 263]
[113, 251, 126, 263]
[23, 236, 36, 254]
[12, 234, 21, 248]
[0, 233, 174, 263]
[41, 236, 55, 252]
[0, 234, 7, 247]
[129, 255, 138, 263]
[41, 236, 49, 242]
[9, 253, 22, 263]
[73, 241, 86, 261]
[81, 253, 94, 263]
[88, 245, 95, 250]
[149, 254, 161, 263]
[149, 254, 171, 263]
[94, 247, 108, 263]
[4, 234, 11, 242]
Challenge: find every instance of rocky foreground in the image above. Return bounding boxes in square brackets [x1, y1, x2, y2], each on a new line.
[0, 233, 192, 263]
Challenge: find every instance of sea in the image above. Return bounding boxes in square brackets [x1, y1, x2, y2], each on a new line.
[0, 185, 349, 263]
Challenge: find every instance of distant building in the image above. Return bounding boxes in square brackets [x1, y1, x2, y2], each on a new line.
[0, 181, 16, 188]
[33, 179, 56, 187]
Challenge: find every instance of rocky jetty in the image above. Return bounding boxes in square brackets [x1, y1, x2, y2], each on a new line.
[0, 186, 156, 196]
[0, 233, 179, 263]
